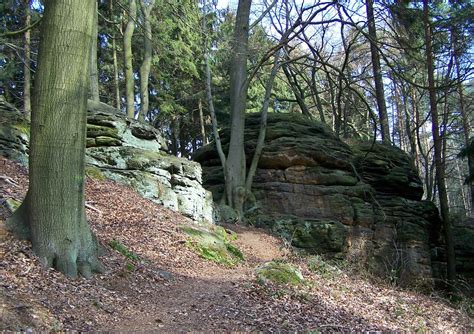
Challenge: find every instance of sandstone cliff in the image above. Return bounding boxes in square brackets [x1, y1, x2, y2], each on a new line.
[194, 112, 473, 287]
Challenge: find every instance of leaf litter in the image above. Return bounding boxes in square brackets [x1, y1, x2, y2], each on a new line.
[0, 156, 472, 332]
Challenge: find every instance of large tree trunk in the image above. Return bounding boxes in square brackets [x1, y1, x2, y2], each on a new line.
[23, 0, 31, 120]
[7, 0, 103, 278]
[138, 0, 155, 121]
[124, 0, 137, 118]
[90, 0, 100, 101]
[423, 0, 456, 283]
[225, 0, 252, 216]
[365, 0, 390, 144]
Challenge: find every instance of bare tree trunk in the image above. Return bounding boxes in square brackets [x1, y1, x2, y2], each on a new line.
[198, 99, 207, 145]
[311, 68, 326, 124]
[138, 0, 155, 121]
[90, 0, 100, 101]
[423, 0, 456, 283]
[245, 51, 281, 193]
[7, 0, 103, 278]
[365, 0, 390, 144]
[454, 41, 474, 215]
[23, 0, 31, 120]
[225, 0, 252, 216]
[110, 0, 121, 109]
[124, 0, 137, 118]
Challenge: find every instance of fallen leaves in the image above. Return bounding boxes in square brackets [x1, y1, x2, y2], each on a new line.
[0, 156, 472, 332]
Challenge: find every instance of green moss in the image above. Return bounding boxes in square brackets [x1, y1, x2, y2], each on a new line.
[11, 123, 30, 137]
[180, 224, 244, 267]
[4, 198, 21, 213]
[109, 239, 140, 261]
[256, 261, 304, 286]
[95, 136, 122, 146]
[87, 124, 119, 138]
[85, 166, 106, 181]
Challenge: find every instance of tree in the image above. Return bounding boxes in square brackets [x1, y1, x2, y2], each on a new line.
[23, 0, 31, 120]
[90, 0, 100, 102]
[124, 0, 137, 118]
[422, 0, 456, 283]
[6, 0, 103, 278]
[365, 0, 390, 144]
[138, 0, 155, 121]
[224, 0, 252, 215]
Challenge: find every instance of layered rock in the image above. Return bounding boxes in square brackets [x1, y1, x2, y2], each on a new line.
[0, 98, 213, 223]
[0, 97, 29, 166]
[194, 113, 447, 286]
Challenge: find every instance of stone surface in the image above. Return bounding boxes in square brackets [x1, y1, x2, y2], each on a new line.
[0, 97, 29, 166]
[0, 98, 213, 223]
[84, 105, 213, 223]
[193, 112, 466, 286]
[256, 261, 304, 285]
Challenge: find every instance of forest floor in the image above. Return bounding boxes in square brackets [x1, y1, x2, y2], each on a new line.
[0, 156, 473, 332]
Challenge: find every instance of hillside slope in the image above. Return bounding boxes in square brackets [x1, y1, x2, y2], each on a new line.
[0, 157, 472, 332]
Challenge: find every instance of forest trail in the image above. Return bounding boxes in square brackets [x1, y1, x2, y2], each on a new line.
[107, 225, 288, 332]
[1, 156, 473, 332]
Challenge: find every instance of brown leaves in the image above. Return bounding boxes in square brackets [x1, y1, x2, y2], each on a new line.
[0, 156, 472, 332]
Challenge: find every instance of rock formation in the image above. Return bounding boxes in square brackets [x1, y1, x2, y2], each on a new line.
[194, 113, 471, 287]
[0, 98, 213, 223]
[0, 96, 29, 165]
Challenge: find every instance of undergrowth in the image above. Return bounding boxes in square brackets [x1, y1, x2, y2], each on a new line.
[109, 239, 140, 261]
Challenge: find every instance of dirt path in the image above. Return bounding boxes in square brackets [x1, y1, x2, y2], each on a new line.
[105, 224, 287, 332]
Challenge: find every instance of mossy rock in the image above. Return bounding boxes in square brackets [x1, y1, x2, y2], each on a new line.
[95, 136, 122, 146]
[256, 261, 304, 286]
[86, 124, 119, 139]
[180, 224, 243, 266]
[85, 166, 106, 181]
[3, 198, 21, 214]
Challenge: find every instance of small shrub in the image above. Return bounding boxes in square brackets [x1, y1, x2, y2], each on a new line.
[109, 239, 140, 261]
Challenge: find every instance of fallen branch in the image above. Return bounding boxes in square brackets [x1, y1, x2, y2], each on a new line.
[85, 202, 103, 215]
[0, 175, 19, 187]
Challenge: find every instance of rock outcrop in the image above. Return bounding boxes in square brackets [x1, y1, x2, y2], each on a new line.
[193, 113, 469, 286]
[0, 98, 213, 223]
[0, 97, 29, 166]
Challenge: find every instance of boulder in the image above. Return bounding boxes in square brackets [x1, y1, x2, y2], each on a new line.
[193, 112, 453, 286]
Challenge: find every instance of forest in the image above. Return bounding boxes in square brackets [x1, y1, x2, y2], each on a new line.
[0, 0, 473, 331]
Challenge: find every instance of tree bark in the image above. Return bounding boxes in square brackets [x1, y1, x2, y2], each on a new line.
[225, 0, 252, 216]
[454, 36, 474, 215]
[90, 0, 100, 102]
[198, 99, 207, 145]
[23, 0, 31, 120]
[124, 0, 137, 118]
[138, 0, 155, 121]
[423, 0, 456, 283]
[245, 51, 281, 193]
[365, 0, 390, 144]
[110, 0, 121, 110]
[7, 0, 103, 278]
